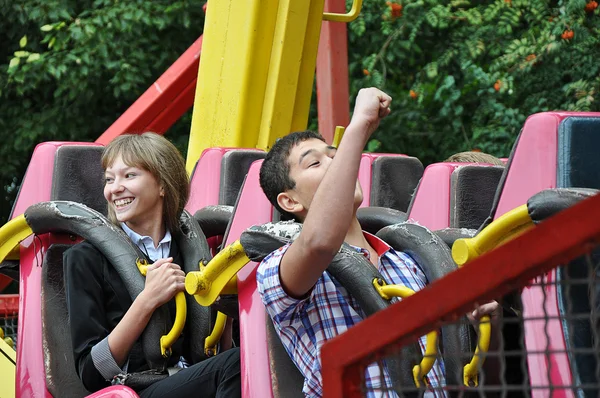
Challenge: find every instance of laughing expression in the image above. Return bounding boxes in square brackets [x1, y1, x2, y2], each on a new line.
[103, 155, 164, 234]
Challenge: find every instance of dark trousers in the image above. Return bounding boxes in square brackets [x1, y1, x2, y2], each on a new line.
[139, 348, 241, 398]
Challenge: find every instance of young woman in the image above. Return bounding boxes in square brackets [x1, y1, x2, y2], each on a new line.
[64, 133, 241, 397]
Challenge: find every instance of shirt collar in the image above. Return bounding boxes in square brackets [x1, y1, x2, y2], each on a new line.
[120, 222, 172, 249]
[348, 231, 391, 260]
[362, 231, 391, 256]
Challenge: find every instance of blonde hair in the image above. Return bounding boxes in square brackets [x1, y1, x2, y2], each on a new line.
[445, 151, 504, 166]
[101, 133, 190, 233]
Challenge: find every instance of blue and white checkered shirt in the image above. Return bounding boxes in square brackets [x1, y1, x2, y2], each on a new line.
[257, 232, 446, 397]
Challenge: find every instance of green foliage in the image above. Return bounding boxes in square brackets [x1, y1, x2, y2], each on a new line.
[0, 0, 206, 221]
[346, 0, 600, 163]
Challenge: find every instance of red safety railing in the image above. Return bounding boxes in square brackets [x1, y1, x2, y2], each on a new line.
[0, 294, 19, 346]
[322, 193, 600, 397]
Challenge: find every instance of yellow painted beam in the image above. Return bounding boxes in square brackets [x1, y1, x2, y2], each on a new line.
[187, 0, 279, 172]
[290, 0, 327, 136]
[187, 0, 329, 169]
[256, 0, 326, 150]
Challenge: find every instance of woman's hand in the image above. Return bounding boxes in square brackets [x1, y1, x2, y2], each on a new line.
[141, 257, 186, 309]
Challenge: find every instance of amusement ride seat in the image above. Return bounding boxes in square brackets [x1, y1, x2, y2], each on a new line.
[10, 142, 223, 397]
[453, 112, 600, 394]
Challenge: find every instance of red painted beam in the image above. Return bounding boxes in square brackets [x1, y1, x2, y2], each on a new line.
[316, 0, 350, 144]
[321, 193, 600, 397]
[96, 36, 203, 145]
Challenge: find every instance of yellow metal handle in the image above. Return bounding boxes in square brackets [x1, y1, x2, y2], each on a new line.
[137, 259, 188, 358]
[0, 214, 33, 264]
[452, 204, 532, 386]
[323, 0, 363, 22]
[452, 204, 533, 266]
[185, 240, 249, 307]
[332, 126, 345, 147]
[373, 279, 438, 388]
[204, 311, 228, 357]
[463, 315, 491, 387]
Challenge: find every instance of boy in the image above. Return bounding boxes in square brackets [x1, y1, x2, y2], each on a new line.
[256, 88, 497, 397]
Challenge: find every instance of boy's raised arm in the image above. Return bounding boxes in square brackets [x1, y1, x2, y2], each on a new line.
[279, 88, 392, 298]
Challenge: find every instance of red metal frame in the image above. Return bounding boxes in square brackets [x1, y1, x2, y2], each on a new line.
[321, 193, 600, 398]
[95, 36, 203, 144]
[0, 294, 18, 316]
[0, 276, 12, 292]
[316, 0, 350, 143]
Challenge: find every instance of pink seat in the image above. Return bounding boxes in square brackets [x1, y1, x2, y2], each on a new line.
[11, 142, 137, 397]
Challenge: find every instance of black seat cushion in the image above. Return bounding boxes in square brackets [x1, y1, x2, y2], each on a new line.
[51, 146, 106, 215]
[557, 117, 600, 190]
[450, 166, 504, 229]
[219, 150, 266, 206]
[41, 243, 90, 397]
[370, 156, 423, 212]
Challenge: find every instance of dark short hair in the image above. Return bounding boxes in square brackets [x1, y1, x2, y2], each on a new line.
[259, 130, 325, 216]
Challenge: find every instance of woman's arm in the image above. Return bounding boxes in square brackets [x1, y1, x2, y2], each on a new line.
[65, 243, 186, 390]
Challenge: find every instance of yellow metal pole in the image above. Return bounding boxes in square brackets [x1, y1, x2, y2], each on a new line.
[257, 0, 326, 149]
[187, 0, 329, 171]
[186, 0, 279, 172]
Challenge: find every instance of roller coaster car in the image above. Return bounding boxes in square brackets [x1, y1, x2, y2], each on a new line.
[4, 112, 600, 398]
[476, 112, 600, 395]
[206, 156, 501, 397]
[383, 111, 600, 395]
[208, 112, 600, 397]
[2, 144, 265, 396]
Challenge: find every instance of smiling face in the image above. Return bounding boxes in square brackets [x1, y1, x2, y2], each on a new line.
[277, 138, 363, 219]
[103, 154, 164, 234]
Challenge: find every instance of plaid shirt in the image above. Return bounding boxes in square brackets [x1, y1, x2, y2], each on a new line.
[257, 232, 446, 397]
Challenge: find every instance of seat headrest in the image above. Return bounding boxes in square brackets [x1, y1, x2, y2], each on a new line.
[219, 150, 266, 206]
[557, 117, 600, 189]
[450, 165, 504, 229]
[370, 156, 423, 212]
[51, 146, 106, 215]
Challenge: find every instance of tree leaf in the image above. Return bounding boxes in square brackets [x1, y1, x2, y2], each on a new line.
[9, 57, 20, 69]
[41, 24, 54, 32]
[26, 53, 41, 63]
[19, 36, 27, 48]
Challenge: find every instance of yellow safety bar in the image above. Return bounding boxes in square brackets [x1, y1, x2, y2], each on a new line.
[451, 204, 533, 386]
[462, 316, 492, 387]
[373, 279, 438, 388]
[452, 204, 533, 267]
[204, 311, 228, 357]
[137, 260, 187, 358]
[0, 215, 33, 264]
[323, 0, 363, 22]
[185, 240, 250, 307]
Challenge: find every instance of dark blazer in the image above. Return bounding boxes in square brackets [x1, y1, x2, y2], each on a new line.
[64, 239, 187, 392]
